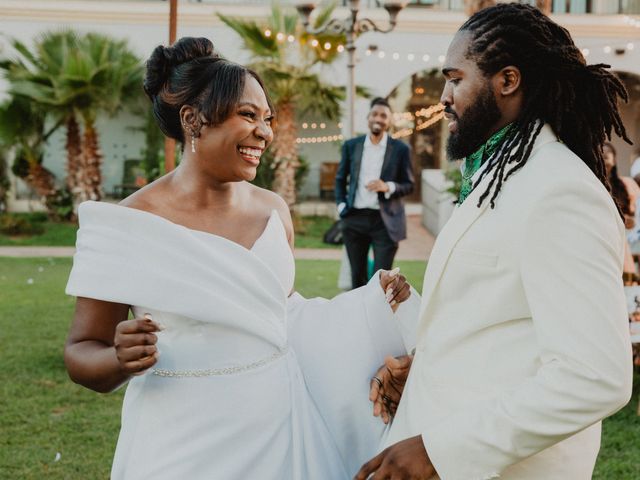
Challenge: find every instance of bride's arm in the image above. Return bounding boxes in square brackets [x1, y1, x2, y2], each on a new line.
[64, 298, 161, 393]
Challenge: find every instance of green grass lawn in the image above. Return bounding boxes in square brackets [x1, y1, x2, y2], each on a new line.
[0, 257, 638, 478]
[0, 213, 78, 246]
[293, 215, 340, 249]
[0, 214, 339, 249]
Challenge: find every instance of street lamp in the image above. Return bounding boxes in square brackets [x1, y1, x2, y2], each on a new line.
[296, 1, 407, 138]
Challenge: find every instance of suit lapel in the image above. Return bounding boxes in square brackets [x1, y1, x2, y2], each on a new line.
[417, 123, 559, 325]
[352, 138, 365, 189]
[417, 174, 492, 323]
[381, 139, 395, 178]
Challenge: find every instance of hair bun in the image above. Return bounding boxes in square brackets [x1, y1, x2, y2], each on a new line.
[144, 37, 218, 98]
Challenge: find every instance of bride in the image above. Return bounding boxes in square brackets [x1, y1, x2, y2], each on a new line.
[63, 37, 419, 479]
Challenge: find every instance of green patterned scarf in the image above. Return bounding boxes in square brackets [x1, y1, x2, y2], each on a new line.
[458, 123, 512, 204]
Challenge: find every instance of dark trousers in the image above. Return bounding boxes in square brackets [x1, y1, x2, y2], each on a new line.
[342, 208, 398, 289]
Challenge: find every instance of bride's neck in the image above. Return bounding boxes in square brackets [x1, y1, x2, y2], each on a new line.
[168, 161, 238, 207]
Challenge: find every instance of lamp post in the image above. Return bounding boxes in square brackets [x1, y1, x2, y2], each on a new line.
[296, 1, 406, 139]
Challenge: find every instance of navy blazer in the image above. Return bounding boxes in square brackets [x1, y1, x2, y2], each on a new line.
[335, 135, 414, 242]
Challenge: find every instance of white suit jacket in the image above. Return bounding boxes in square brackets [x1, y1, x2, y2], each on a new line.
[384, 125, 633, 479]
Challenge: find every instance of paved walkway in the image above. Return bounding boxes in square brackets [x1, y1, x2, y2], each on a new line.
[0, 215, 435, 262]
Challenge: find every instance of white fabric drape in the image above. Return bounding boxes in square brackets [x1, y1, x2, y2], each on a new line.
[66, 201, 419, 479]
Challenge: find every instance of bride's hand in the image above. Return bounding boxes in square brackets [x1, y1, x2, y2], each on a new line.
[114, 313, 162, 376]
[369, 354, 414, 424]
[380, 268, 411, 312]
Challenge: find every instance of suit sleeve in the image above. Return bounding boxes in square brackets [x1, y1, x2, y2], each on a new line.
[335, 141, 350, 205]
[389, 143, 414, 199]
[422, 181, 633, 480]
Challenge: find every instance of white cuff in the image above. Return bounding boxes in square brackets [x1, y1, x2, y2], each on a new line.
[337, 202, 346, 214]
[384, 182, 396, 199]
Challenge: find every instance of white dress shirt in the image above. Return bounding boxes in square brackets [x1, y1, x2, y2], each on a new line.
[338, 133, 395, 214]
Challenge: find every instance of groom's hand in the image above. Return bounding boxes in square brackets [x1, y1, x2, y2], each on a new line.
[354, 435, 436, 480]
[380, 268, 411, 312]
[370, 354, 413, 424]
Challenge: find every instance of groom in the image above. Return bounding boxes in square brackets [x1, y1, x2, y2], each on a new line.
[357, 4, 633, 479]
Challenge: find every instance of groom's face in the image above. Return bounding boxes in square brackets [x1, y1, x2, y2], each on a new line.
[440, 32, 503, 160]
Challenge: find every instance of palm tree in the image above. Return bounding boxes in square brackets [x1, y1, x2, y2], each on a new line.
[3, 32, 83, 202]
[74, 33, 145, 203]
[219, 2, 346, 207]
[1, 31, 144, 209]
[0, 97, 57, 205]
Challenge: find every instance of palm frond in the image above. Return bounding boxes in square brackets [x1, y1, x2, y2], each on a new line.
[217, 13, 279, 59]
[8, 39, 41, 70]
[312, 1, 338, 29]
[283, 9, 298, 35]
[356, 85, 372, 99]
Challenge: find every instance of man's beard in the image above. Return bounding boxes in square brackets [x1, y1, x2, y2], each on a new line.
[446, 84, 502, 160]
[370, 123, 383, 135]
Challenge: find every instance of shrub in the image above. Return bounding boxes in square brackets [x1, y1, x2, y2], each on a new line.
[0, 214, 45, 236]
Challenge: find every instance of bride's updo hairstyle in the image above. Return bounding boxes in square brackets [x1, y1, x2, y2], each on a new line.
[143, 37, 272, 143]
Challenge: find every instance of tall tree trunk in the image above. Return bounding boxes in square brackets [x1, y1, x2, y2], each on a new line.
[26, 162, 56, 200]
[65, 115, 82, 195]
[78, 120, 103, 203]
[271, 101, 298, 208]
[0, 154, 9, 213]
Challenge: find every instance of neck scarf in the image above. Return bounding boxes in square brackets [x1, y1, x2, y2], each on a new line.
[458, 123, 512, 204]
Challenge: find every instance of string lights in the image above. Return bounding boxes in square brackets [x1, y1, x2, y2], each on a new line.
[391, 128, 413, 139]
[297, 104, 447, 144]
[260, 27, 637, 144]
[261, 27, 637, 63]
[296, 134, 344, 144]
[416, 111, 445, 132]
[391, 104, 446, 139]
[300, 122, 342, 130]
[415, 104, 444, 119]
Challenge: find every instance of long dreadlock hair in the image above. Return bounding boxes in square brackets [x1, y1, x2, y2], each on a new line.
[461, 4, 631, 212]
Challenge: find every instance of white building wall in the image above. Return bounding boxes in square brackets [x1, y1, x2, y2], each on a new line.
[1, 1, 639, 200]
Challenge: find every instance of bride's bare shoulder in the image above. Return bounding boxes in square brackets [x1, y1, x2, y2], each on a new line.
[118, 177, 170, 212]
[247, 183, 293, 242]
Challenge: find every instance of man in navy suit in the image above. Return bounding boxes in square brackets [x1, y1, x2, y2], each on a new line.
[335, 97, 415, 289]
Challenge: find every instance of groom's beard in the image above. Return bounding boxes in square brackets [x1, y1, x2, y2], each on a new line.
[446, 83, 502, 161]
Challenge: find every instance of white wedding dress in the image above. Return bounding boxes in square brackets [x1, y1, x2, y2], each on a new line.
[66, 202, 419, 480]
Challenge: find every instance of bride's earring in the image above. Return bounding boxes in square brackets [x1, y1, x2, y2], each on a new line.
[191, 133, 196, 153]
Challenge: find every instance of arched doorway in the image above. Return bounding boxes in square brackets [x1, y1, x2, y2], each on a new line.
[386, 69, 446, 201]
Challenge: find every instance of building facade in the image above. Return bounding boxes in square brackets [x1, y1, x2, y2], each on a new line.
[1, 0, 639, 209]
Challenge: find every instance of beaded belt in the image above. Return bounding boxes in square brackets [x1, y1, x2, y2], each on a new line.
[151, 347, 289, 378]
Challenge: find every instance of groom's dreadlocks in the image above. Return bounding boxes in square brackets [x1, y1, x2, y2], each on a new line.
[461, 4, 631, 212]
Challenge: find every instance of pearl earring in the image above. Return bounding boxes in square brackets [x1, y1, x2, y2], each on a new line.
[191, 133, 196, 153]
